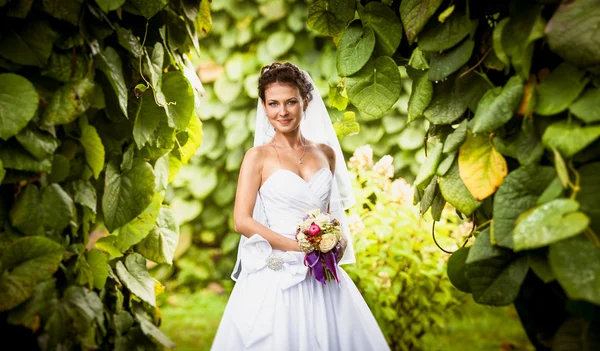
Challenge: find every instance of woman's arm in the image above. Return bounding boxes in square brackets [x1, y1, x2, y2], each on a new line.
[233, 147, 300, 252]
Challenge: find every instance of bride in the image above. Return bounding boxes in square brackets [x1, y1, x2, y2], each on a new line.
[211, 62, 389, 350]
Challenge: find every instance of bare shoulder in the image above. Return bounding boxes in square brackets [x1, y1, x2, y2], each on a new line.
[316, 143, 336, 160]
[241, 145, 269, 169]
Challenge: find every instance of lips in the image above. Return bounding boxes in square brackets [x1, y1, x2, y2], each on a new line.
[278, 119, 292, 125]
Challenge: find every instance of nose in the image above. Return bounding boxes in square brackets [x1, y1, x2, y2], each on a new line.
[278, 104, 288, 116]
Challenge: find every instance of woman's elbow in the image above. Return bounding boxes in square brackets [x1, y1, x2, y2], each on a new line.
[233, 216, 245, 233]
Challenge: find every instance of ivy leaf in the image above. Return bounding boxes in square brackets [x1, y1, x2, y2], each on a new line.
[492, 165, 555, 248]
[443, 119, 467, 154]
[400, 0, 443, 44]
[95, 236, 123, 259]
[180, 115, 203, 165]
[0, 20, 57, 67]
[447, 247, 471, 293]
[115, 253, 156, 306]
[15, 128, 58, 161]
[501, 5, 545, 79]
[43, 0, 82, 25]
[471, 76, 523, 134]
[492, 118, 544, 166]
[329, 84, 349, 111]
[577, 163, 600, 233]
[424, 76, 468, 125]
[41, 77, 95, 127]
[87, 249, 108, 290]
[408, 47, 429, 70]
[96, 0, 125, 13]
[336, 22, 375, 77]
[163, 71, 195, 130]
[41, 52, 87, 83]
[42, 184, 74, 232]
[197, 0, 212, 35]
[406, 68, 433, 123]
[414, 138, 443, 188]
[154, 154, 169, 192]
[71, 180, 97, 213]
[456, 71, 491, 112]
[80, 122, 105, 179]
[542, 121, 600, 158]
[133, 93, 164, 149]
[418, 10, 473, 52]
[307, 0, 354, 37]
[116, 25, 142, 58]
[96, 47, 128, 116]
[438, 160, 482, 216]
[549, 235, 600, 305]
[9, 184, 43, 236]
[6, 279, 58, 329]
[359, 2, 402, 56]
[428, 39, 474, 82]
[333, 111, 360, 139]
[513, 199, 589, 251]
[143, 43, 164, 105]
[346, 57, 402, 119]
[458, 132, 508, 200]
[214, 75, 242, 104]
[136, 312, 176, 348]
[546, 0, 600, 70]
[0, 143, 52, 173]
[465, 255, 529, 306]
[570, 88, 600, 123]
[537, 178, 564, 206]
[113, 193, 163, 252]
[553, 318, 600, 350]
[266, 31, 295, 58]
[130, 0, 168, 19]
[0, 74, 39, 140]
[466, 228, 511, 264]
[102, 160, 155, 232]
[436, 152, 456, 177]
[0, 236, 64, 311]
[136, 206, 179, 264]
[492, 18, 510, 66]
[536, 63, 587, 116]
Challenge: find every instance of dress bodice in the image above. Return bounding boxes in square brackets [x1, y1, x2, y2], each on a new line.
[258, 168, 333, 238]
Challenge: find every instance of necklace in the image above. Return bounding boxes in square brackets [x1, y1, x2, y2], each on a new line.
[272, 138, 306, 164]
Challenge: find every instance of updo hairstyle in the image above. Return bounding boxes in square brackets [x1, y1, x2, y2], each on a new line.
[258, 62, 313, 103]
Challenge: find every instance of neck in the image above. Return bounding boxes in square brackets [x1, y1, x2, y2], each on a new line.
[272, 130, 304, 148]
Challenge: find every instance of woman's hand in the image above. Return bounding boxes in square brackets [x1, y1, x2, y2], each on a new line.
[335, 235, 348, 262]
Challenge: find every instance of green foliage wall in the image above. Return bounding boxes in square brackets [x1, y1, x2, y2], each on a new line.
[312, 0, 600, 348]
[160, 0, 429, 291]
[0, 0, 208, 348]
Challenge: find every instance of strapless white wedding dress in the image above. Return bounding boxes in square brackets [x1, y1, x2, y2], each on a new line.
[211, 168, 390, 351]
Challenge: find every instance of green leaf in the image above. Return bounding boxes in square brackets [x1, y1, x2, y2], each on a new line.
[0, 143, 52, 173]
[465, 255, 529, 306]
[71, 180, 97, 213]
[0, 20, 57, 67]
[143, 43, 164, 105]
[136, 206, 179, 264]
[0, 160, 4, 184]
[408, 47, 429, 70]
[537, 177, 563, 206]
[96, 0, 125, 13]
[115, 253, 156, 306]
[577, 163, 600, 233]
[346, 57, 402, 119]
[513, 199, 589, 251]
[406, 68, 433, 123]
[492, 18, 510, 66]
[329, 84, 349, 111]
[42, 184, 74, 232]
[336, 22, 375, 77]
[542, 121, 600, 158]
[492, 165, 555, 248]
[418, 10, 472, 52]
[0, 74, 39, 140]
[197, 0, 212, 35]
[447, 247, 471, 293]
[359, 2, 402, 56]
[214, 75, 242, 104]
[570, 88, 600, 123]
[130, 0, 168, 19]
[87, 249, 108, 290]
[95, 236, 123, 258]
[180, 115, 203, 164]
[333, 111, 360, 139]
[42, 77, 95, 127]
[549, 235, 600, 305]
[102, 160, 155, 232]
[527, 252, 555, 283]
[419, 176, 438, 215]
[43, 0, 82, 25]
[536, 63, 587, 116]
[436, 152, 456, 177]
[400, 0, 443, 44]
[466, 228, 510, 264]
[414, 138, 443, 188]
[113, 193, 163, 252]
[266, 31, 295, 58]
[428, 39, 474, 82]
[438, 159, 482, 216]
[546, 0, 600, 70]
[163, 71, 195, 130]
[471, 76, 523, 134]
[456, 71, 491, 112]
[10, 184, 43, 236]
[136, 312, 176, 348]
[59, 285, 104, 331]
[96, 47, 128, 116]
[41, 52, 87, 83]
[552, 318, 600, 351]
[133, 93, 164, 149]
[116, 25, 142, 58]
[443, 119, 467, 153]
[307, 0, 355, 37]
[6, 279, 57, 329]
[424, 76, 468, 125]
[0, 236, 64, 311]
[5, 0, 34, 18]
[154, 154, 169, 192]
[80, 123, 105, 179]
[502, 6, 545, 79]
[492, 118, 544, 166]
[458, 132, 508, 200]
[15, 128, 58, 160]
[553, 148, 569, 188]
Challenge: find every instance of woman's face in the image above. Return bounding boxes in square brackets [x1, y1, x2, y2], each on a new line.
[262, 82, 308, 134]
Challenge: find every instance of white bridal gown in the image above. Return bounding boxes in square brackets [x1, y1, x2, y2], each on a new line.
[211, 168, 390, 351]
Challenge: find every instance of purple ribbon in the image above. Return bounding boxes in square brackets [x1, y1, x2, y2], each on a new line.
[323, 249, 339, 283]
[304, 249, 339, 285]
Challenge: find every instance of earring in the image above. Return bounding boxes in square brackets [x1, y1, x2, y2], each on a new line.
[303, 111, 307, 120]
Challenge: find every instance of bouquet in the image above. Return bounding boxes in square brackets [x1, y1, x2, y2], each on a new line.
[296, 209, 343, 284]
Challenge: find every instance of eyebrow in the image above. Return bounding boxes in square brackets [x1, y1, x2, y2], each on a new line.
[267, 98, 298, 103]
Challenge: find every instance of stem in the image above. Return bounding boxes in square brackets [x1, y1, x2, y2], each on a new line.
[459, 48, 491, 79]
[585, 228, 600, 248]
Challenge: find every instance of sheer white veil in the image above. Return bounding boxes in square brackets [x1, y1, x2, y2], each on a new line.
[231, 69, 356, 281]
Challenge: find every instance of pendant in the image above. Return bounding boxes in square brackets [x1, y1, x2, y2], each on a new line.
[299, 160, 302, 164]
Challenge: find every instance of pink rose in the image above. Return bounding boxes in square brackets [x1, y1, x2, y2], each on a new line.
[308, 223, 321, 236]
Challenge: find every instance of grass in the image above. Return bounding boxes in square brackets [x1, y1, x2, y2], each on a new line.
[160, 289, 533, 351]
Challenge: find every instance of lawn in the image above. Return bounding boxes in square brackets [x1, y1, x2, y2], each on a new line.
[160, 288, 533, 351]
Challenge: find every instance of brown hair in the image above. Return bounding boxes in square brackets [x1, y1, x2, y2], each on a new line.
[258, 62, 313, 102]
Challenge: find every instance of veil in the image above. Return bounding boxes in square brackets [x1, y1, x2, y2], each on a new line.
[231, 69, 356, 280]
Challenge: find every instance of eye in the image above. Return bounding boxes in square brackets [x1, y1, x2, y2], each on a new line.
[268, 102, 278, 107]
[287, 100, 297, 105]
